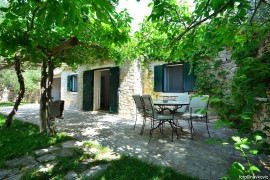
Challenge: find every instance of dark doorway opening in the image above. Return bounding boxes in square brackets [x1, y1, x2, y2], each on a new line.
[99, 70, 110, 111]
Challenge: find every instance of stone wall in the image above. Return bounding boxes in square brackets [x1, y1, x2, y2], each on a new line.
[60, 71, 78, 110]
[118, 59, 143, 119]
[215, 48, 237, 96]
[76, 60, 142, 119]
[258, 36, 270, 56]
[142, 61, 165, 99]
[253, 36, 270, 141]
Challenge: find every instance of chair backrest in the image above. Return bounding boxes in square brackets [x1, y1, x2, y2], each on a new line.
[132, 94, 144, 113]
[176, 93, 190, 102]
[141, 94, 155, 117]
[176, 93, 190, 113]
[189, 95, 209, 115]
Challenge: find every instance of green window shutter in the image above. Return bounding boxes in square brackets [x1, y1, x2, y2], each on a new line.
[67, 75, 73, 91]
[154, 65, 164, 92]
[109, 67, 120, 113]
[83, 70, 94, 111]
[183, 63, 196, 92]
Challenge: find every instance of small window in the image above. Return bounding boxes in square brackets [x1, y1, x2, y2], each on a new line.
[164, 64, 183, 92]
[154, 63, 196, 92]
[67, 74, 78, 92]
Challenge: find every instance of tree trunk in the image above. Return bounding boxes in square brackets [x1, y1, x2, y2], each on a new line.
[39, 59, 47, 133]
[4, 56, 25, 127]
[46, 56, 55, 134]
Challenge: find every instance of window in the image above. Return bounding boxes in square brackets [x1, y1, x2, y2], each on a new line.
[154, 63, 196, 92]
[67, 74, 78, 92]
[164, 64, 184, 92]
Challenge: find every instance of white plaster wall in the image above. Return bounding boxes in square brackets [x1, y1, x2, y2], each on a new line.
[61, 71, 78, 110]
[52, 78, 61, 101]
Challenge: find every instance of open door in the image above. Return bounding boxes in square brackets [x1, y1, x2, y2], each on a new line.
[109, 67, 119, 113]
[83, 70, 94, 111]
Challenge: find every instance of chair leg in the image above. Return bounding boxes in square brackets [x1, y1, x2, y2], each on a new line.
[205, 115, 210, 137]
[148, 121, 163, 144]
[133, 111, 138, 130]
[168, 121, 178, 142]
[190, 117, 194, 140]
[140, 116, 146, 135]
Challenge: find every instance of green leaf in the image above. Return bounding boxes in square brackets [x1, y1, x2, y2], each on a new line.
[240, 113, 250, 120]
[227, 167, 243, 178]
[249, 166, 260, 172]
[254, 135, 262, 141]
[0, 7, 9, 12]
[5, 12, 17, 19]
[232, 162, 245, 171]
[249, 149, 258, 155]
[232, 136, 241, 142]
[220, 177, 229, 180]
[240, 144, 250, 149]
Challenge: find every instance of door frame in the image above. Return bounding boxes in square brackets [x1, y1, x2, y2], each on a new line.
[93, 68, 110, 111]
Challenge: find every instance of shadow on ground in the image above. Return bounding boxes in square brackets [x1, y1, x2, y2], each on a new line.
[0, 104, 267, 180]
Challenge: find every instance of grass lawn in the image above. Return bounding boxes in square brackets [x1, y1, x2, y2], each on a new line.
[0, 114, 73, 168]
[0, 102, 30, 107]
[0, 114, 197, 180]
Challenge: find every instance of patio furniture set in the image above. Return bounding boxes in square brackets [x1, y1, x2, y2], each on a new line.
[132, 93, 210, 143]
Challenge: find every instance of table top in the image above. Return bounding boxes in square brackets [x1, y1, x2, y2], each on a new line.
[153, 100, 189, 106]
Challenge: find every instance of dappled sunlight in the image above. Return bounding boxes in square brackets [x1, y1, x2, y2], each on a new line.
[0, 104, 254, 179]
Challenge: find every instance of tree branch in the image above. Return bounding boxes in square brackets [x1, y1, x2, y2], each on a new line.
[189, 0, 211, 26]
[48, 37, 80, 55]
[0, 56, 30, 71]
[250, 0, 262, 25]
[168, 0, 233, 46]
[27, 5, 40, 32]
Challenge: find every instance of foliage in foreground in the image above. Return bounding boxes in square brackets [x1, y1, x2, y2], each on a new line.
[0, 114, 73, 168]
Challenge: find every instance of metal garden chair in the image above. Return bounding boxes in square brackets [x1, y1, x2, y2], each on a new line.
[141, 94, 177, 143]
[182, 95, 210, 139]
[132, 94, 145, 130]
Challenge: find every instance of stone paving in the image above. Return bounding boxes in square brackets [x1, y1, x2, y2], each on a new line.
[0, 140, 118, 179]
[0, 104, 268, 180]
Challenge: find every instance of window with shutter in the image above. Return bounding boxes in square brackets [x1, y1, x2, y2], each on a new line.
[67, 74, 78, 92]
[154, 63, 196, 92]
[154, 65, 164, 92]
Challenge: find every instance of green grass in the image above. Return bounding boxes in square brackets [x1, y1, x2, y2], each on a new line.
[25, 142, 198, 180]
[92, 155, 198, 180]
[0, 114, 73, 168]
[0, 102, 29, 107]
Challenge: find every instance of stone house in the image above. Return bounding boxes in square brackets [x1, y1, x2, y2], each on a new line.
[52, 49, 235, 119]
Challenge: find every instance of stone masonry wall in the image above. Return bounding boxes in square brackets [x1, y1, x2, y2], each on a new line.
[77, 60, 142, 119]
[253, 36, 270, 140]
[118, 59, 143, 119]
[61, 71, 78, 110]
[216, 48, 237, 96]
